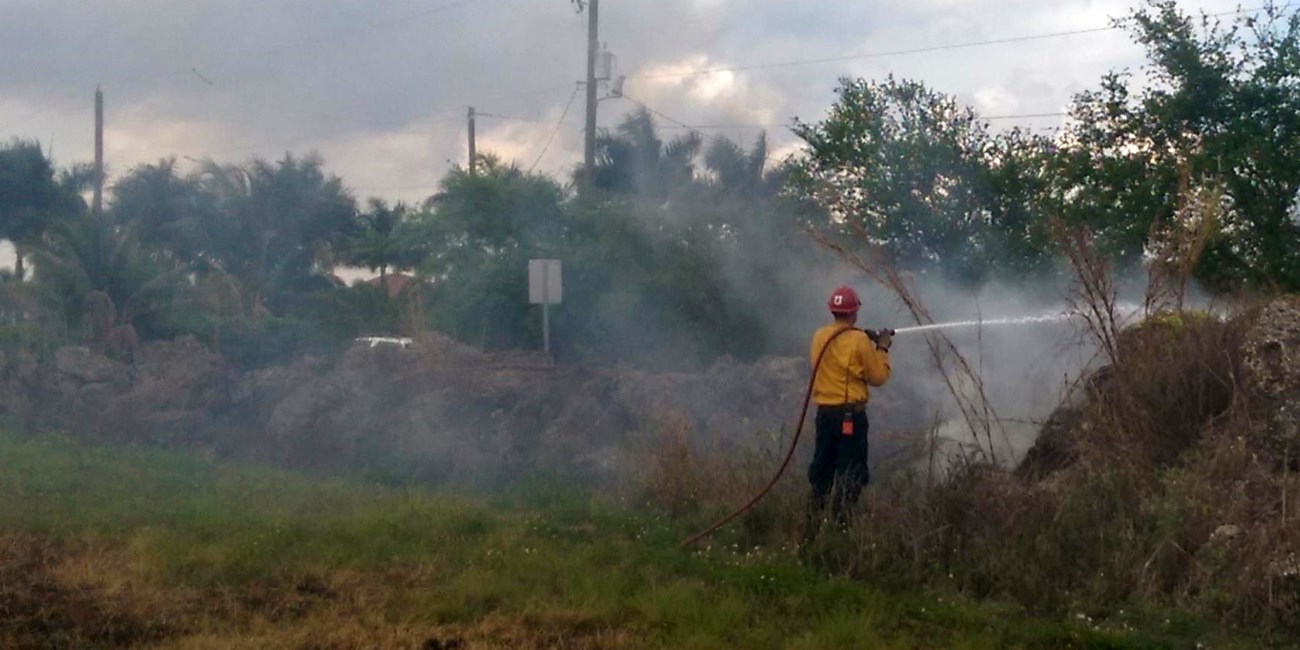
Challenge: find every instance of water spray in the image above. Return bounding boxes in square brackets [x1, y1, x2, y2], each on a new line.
[892, 302, 1147, 335]
[892, 312, 1076, 335]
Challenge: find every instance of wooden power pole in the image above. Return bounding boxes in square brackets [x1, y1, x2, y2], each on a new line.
[582, 0, 599, 190]
[92, 87, 104, 216]
[467, 106, 477, 176]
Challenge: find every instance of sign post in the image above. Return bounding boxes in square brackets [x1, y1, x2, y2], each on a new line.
[528, 259, 562, 354]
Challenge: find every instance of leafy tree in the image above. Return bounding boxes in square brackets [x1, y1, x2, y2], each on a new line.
[406, 143, 791, 364]
[981, 129, 1058, 276]
[410, 157, 568, 349]
[790, 76, 1048, 282]
[558, 197, 774, 364]
[420, 156, 568, 267]
[1056, 0, 1300, 289]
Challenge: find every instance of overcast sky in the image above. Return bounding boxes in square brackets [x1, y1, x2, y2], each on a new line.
[0, 0, 1252, 206]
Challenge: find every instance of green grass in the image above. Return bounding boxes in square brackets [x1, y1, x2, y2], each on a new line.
[0, 433, 1275, 648]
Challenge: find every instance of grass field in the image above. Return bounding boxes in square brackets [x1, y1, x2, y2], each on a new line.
[0, 433, 1275, 649]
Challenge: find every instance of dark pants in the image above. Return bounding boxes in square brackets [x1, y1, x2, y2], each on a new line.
[807, 406, 870, 528]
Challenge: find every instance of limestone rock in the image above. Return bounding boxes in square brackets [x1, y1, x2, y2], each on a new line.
[1242, 296, 1300, 467]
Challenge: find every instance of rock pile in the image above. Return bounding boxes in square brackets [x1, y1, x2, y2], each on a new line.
[1241, 295, 1300, 468]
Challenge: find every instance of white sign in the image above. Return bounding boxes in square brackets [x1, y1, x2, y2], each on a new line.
[528, 259, 562, 304]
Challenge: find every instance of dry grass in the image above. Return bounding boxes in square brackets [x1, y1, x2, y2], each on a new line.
[866, 312, 1300, 629]
[1144, 173, 1224, 314]
[0, 534, 452, 649]
[638, 410, 807, 544]
[0, 532, 646, 650]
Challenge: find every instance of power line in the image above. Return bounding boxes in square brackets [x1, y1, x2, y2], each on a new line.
[619, 96, 1070, 134]
[620, 94, 699, 133]
[626, 4, 1273, 81]
[477, 114, 554, 124]
[656, 113, 1069, 129]
[629, 26, 1115, 80]
[658, 122, 781, 130]
[484, 101, 1071, 133]
[529, 85, 582, 173]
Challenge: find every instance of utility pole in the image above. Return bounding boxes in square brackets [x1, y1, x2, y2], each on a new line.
[467, 106, 477, 176]
[582, 0, 599, 191]
[92, 87, 104, 216]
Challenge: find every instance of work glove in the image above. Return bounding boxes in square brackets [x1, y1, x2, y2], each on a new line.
[874, 328, 894, 352]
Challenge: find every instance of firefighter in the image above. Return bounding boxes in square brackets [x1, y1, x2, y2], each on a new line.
[806, 285, 891, 533]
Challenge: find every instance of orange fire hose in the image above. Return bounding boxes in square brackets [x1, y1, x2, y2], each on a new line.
[680, 326, 863, 548]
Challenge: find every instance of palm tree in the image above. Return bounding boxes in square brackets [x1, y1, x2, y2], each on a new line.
[586, 108, 703, 200]
[0, 139, 83, 281]
[31, 213, 181, 348]
[704, 132, 770, 198]
[347, 199, 411, 296]
[192, 155, 358, 318]
[110, 158, 216, 261]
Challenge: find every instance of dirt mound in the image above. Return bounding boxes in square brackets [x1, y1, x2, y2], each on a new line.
[1016, 309, 1246, 480]
[0, 326, 934, 488]
[252, 339, 816, 486]
[1015, 297, 1300, 478]
[1012, 405, 1081, 482]
[0, 338, 233, 445]
[1, 333, 857, 487]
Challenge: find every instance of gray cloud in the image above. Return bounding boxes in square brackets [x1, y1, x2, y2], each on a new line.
[1, 0, 1248, 204]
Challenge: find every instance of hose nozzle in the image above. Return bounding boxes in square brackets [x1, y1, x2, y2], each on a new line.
[863, 327, 895, 343]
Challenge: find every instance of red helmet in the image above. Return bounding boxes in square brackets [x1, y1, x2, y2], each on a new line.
[827, 286, 861, 315]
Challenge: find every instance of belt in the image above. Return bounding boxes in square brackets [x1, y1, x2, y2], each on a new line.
[817, 402, 866, 414]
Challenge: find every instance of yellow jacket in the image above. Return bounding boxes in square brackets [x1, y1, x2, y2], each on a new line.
[809, 324, 891, 406]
